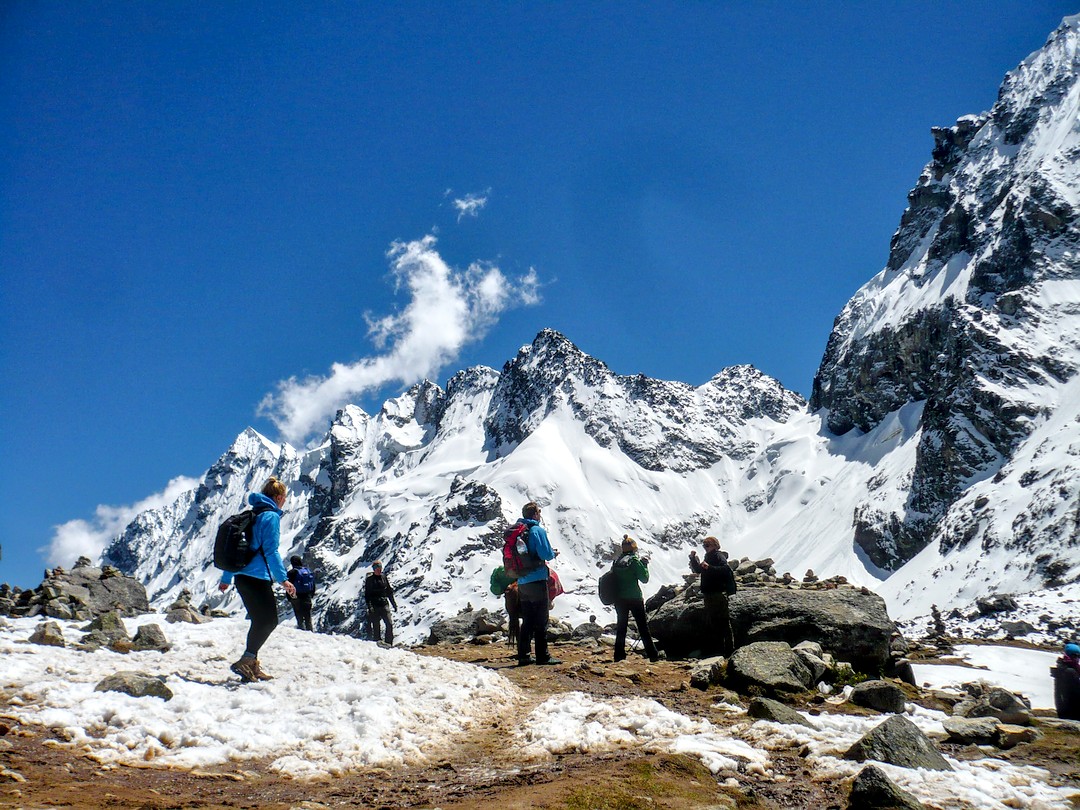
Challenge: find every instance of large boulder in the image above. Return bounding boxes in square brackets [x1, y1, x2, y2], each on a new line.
[953, 685, 1033, 726]
[8, 564, 149, 620]
[726, 641, 815, 695]
[850, 680, 908, 714]
[848, 764, 926, 809]
[426, 609, 503, 644]
[747, 697, 817, 729]
[844, 715, 952, 771]
[650, 585, 896, 672]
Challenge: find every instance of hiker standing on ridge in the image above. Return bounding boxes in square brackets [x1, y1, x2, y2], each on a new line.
[218, 477, 296, 682]
[287, 555, 316, 631]
[515, 501, 561, 667]
[364, 561, 398, 645]
[689, 536, 736, 657]
[611, 535, 660, 663]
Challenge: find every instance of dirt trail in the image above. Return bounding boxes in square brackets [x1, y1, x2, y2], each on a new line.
[2, 641, 1077, 809]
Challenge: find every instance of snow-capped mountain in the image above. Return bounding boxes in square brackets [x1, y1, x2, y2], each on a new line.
[101, 15, 1080, 637]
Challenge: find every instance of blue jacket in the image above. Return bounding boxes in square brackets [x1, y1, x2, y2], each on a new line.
[219, 493, 288, 585]
[516, 518, 555, 585]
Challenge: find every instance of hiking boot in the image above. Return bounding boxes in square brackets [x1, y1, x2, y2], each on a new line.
[537, 657, 562, 666]
[230, 656, 258, 683]
[516, 656, 535, 667]
[251, 660, 274, 681]
[614, 652, 627, 662]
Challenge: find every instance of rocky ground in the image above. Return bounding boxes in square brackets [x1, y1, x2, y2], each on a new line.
[2, 637, 1078, 810]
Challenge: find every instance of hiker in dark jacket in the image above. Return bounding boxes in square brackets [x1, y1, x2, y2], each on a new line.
[364, 561, 398, 645]
[514, 501, 561, 667]
[1053, 642, 1080, 720]
[611, 535, 659, 663]
[218, 477, 296, 682]
[287, 555, 316, 632]
[689, 536, 736, 657]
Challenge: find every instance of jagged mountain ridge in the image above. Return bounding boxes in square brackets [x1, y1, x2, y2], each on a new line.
[105, 331, 812, 642]
[102, 16, 1080, 635]
[812, 15, 1080, 593]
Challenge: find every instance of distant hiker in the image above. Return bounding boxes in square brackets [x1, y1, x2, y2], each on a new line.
[364, 561, 398, 645]
[287, 555, 316, 631]
[513, 502, 561, 666]
[1053, 642, 1080, 720]
[689, 536, 736, 657]
[217, 477, 296, 682]
[504, 581, 520, 645]
[611, 535, 659, 663]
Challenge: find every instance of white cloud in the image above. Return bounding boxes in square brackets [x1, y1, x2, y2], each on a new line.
[44, 476, 200, 568]
[259, 234, 541, 445]
[451, 190, 489, 222]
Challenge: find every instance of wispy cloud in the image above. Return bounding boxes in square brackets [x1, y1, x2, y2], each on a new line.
[449, 189, 490, 222]
[259, 234, 540, 445]
[45, 476, 200, 568]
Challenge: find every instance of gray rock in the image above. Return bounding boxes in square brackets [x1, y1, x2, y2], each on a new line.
[94, 671, 173, 701]
[747, 697, 817, 729]
[975, 594, 1018, 616]
[689, 656, 726, 690]
[726, 641, 814, 695]
[165, 605, 209, 624]
[850, 680, 908, 714]
[847, 764, 926, 809]
[571, 621, 604, 640]
[942, 716, 1000, 745]
[794, 647, 828, 682]
[131, 623, 171, 652]
[953, 686, 1032, 726]
[650, 585, 896, 673]
[844, 715, 952, 771]
[28, 620, 65, 647]
[995, 723, 1041, 749]
[426, 609, 504, 644]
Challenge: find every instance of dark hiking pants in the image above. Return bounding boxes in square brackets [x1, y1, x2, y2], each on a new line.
[614, 597, 658, 660]
[234, 575, 279, 656]
[517, 580, 549, 663]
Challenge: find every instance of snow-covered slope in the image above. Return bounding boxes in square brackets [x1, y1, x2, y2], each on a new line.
[99, 16, 1080, 637]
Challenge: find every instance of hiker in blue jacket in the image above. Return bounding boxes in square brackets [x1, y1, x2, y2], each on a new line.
[515, 501, 561, 667]
[218, 477, 296, 682]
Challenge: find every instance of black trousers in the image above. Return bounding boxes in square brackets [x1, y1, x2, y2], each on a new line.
[517, 580, 549, 663]
[369, 602, 394, 644]
[703, 591, 734, 657]
[291, 593, 313, 631]
[234, 575, 279, 656]
[614, 597, 658, 660]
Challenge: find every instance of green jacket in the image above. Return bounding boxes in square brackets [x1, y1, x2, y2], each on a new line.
[612, 553, 649, 600]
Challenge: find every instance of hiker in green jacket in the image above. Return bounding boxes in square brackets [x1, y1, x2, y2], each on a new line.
[611, 535, 659, 663]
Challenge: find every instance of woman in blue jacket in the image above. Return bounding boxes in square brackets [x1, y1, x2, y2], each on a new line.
[218, 477, 296, 682]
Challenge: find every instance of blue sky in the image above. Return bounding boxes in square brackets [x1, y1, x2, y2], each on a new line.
[1, 1, 1074, 589]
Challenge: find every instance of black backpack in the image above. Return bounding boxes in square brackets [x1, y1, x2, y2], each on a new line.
[598, 569, 617, 606]
[213, 505, 273, 572]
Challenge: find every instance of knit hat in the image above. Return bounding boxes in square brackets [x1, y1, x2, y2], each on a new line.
[1066, 643, 1080, 657]
[621, 535, 637, 552]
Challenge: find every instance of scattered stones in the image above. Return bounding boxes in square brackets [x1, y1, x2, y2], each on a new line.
[953, 685, 1033, 726]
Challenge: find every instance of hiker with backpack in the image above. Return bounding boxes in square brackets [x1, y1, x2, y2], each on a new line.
[216, 477, 296, 682]
[287, 555, 316, 631]
[364, 560, 398, 645]
[689, 536, 737, 657]
[513, 501, 561, 667]
[611, 536, 660, 663]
